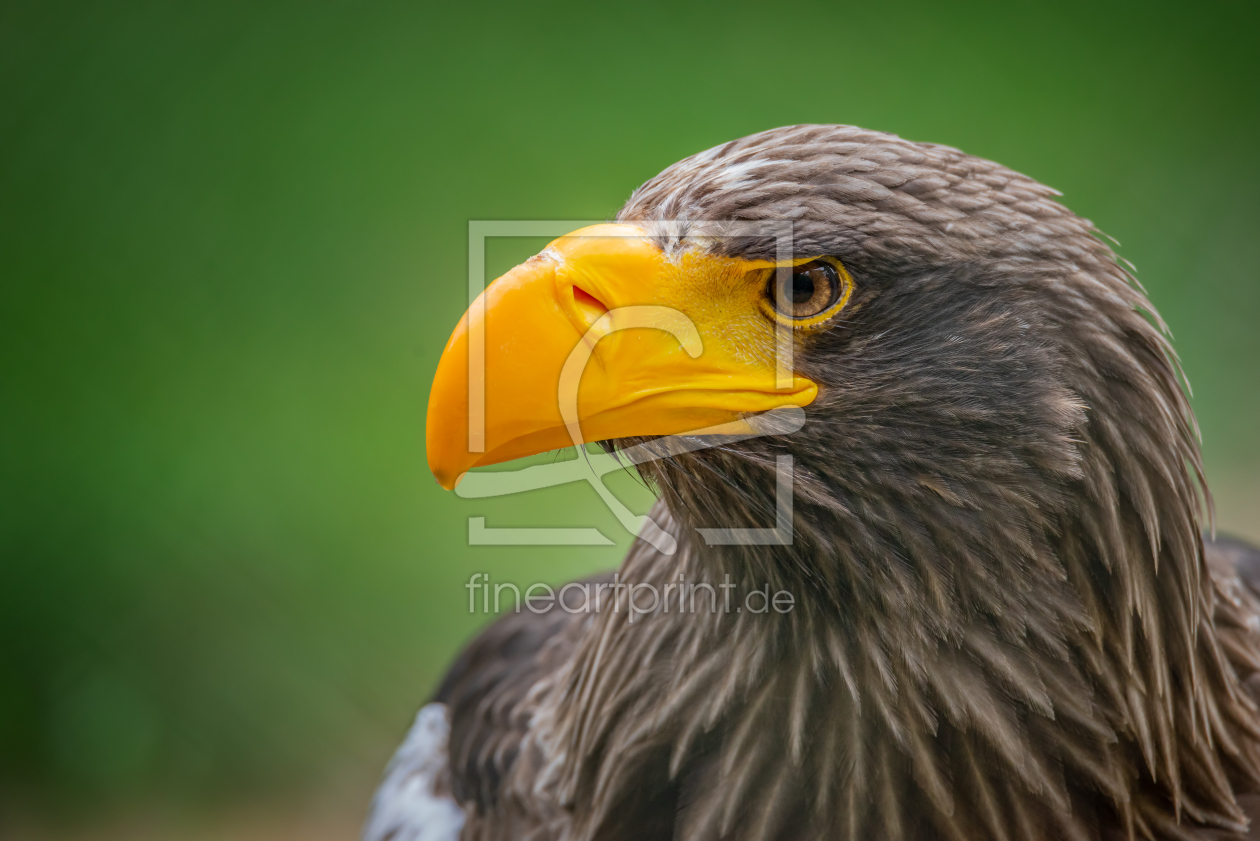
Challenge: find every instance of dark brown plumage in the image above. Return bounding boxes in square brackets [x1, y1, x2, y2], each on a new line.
[367, 125, 1260, 841]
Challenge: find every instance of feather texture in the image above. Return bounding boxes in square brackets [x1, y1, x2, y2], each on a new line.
[369, 126, 1260, 841]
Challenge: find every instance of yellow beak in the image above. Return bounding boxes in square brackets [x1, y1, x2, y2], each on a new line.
[425, 224, 818, 490]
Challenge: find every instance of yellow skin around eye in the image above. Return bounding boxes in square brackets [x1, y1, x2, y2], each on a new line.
[656, 251, 854, 371]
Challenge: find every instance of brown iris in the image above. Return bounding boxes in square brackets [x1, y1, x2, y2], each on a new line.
[768, 260, 843, 320]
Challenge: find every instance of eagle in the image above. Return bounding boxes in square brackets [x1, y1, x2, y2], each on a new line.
[363, 125, 1260, 841]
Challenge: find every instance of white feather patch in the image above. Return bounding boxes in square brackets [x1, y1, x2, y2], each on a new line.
[363, 703, 466, 841]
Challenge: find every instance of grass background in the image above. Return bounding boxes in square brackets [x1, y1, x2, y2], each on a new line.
[2, 0, 1258, 836]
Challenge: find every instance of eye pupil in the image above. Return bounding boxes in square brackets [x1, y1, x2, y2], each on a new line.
[790, 273, 815, 305]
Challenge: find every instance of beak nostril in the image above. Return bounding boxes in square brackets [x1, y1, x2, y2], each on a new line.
[571, 285, 610, 327]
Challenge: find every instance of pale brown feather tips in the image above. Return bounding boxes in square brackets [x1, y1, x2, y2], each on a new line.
[618, 124, 1085, 271]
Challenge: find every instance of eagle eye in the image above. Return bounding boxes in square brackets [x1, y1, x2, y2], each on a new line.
[763, 258, 852, 327]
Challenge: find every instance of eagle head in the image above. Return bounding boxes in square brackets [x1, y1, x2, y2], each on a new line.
[426, 124, 1198, 589]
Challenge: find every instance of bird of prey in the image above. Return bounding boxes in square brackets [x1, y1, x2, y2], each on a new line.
[364, 125, 1260, 841]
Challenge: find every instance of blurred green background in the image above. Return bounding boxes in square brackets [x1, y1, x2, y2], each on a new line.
[2, 0, 1257, 837]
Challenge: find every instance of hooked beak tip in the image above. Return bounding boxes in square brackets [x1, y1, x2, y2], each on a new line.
[433, 470, 465, 491]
